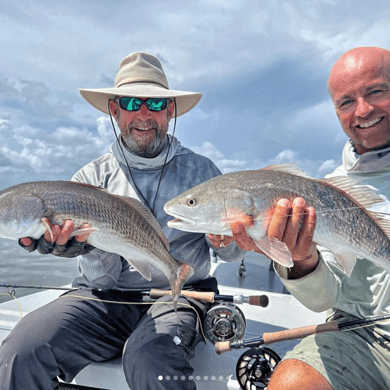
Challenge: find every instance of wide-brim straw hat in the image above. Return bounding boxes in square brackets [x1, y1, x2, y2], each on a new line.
[79, 52, 202, 117]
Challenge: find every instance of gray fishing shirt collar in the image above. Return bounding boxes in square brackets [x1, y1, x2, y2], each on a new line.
[343, 140, 390, 174]
[110, 134, 180, 170]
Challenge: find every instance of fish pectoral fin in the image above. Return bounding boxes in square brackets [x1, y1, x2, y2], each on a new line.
[70, 227, 99, 237]
[334, 252, 356, 277]
[253, 236, 294, 268]
[126, 258, 153, 281]
[40, 218, 53, 242]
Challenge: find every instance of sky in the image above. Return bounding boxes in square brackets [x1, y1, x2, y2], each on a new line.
[1, 0, 390, 189]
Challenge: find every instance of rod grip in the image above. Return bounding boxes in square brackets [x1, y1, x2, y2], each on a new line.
[263, 320, 339, 345]
[149, 289, 215, 303]
[249, 295, 269, 307]
[214, 341, 232, 355]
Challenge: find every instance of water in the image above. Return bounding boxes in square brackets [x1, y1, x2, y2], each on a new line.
[0, 238, 78, 303]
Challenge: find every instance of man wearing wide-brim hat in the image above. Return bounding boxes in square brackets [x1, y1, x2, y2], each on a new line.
[4, 52, 245, 390]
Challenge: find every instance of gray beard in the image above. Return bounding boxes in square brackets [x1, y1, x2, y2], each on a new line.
[122, 127, 168, 158]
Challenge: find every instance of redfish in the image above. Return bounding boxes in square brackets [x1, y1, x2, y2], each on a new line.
[164, 163, 390, 276]
[0, 180, 193, 309]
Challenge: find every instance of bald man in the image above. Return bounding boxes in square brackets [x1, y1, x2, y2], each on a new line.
[232, 47, 390, 390]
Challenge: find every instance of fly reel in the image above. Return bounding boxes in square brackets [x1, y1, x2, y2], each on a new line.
[236, 347, 281, 389]
[204, 302, 246, 344]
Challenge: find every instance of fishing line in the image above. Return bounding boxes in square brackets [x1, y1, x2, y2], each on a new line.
[0, 287, 207, 339]
[225, 202, 390, 224]
[108, 98, 178, 215]
[0, 291, 23, 317]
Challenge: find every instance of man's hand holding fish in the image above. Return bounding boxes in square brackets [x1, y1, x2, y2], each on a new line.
[231, 197, 319, 279]
[244, 47, 390, 390]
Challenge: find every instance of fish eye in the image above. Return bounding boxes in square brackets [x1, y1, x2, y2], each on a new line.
[187, 198, 196, 207]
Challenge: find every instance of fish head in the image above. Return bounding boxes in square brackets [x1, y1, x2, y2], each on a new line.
[164, 183, 229, 234]
[164, 177, 256, 234]
[0, 187, 47, 239]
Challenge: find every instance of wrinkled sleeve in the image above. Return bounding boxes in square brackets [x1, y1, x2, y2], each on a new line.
[274, 248, 343, 312]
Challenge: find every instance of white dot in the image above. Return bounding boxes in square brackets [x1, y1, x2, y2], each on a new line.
[211, 375, 216, 380]
[196, 375, 201, 381]
[181, 375, 186, 381]
[158, 376, 163, 381]
[166, 375, 170, 381]
[219, 375, 224, 380]
[173, 376, 178, 381]
[188, 376, 193, 380]
[204, 375, 209, 381]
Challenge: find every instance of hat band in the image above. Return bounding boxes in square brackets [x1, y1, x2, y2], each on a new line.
[116, 79, 169, 90]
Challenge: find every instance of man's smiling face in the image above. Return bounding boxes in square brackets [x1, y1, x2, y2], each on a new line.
[109, 98, 175, 157]
[328, 47, 390, 155]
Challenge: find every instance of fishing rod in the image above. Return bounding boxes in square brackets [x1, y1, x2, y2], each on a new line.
[0, 284, 269, 307]
[148, 288, 269, 307]
[215, 313, 390, 390]
[0, 283, 268, 346]
[0, 283, 76, 291]
[215, 313, 390, 354]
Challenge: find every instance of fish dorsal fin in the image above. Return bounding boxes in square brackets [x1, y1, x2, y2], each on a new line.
[321, 176, 390, 241]
[261, 163, 313, 179]
[113, 194, 170, 251]
[71, 181, 110, 193]
[320, 176, 385, 208]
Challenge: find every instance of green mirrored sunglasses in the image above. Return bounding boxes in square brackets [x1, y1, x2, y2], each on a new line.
[118, 97, 168, 112]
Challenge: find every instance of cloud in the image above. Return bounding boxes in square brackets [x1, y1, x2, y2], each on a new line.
[190, 141, 340, 178]
[0, 117, 115, 188]
[190, 141, 246, 173]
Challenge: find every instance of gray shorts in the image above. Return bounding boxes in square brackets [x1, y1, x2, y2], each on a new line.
[284, 314, 390, 390]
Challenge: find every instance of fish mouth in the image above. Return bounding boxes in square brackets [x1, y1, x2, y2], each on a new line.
[166, 213, 196, 229]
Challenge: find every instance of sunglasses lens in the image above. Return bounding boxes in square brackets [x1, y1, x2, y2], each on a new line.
[119, 97, 142, 111]
[118, 97, 168, 112]
[146, 98, 167, 111]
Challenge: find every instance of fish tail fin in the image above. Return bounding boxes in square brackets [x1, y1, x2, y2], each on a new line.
[170, 262, 194, 312]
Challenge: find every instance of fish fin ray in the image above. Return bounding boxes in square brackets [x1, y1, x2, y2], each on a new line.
[320, 177, 384, 209]
[125, 258, 153, 281]
[113, 195, 170, 250]
[253, 235, 294, 268]
[334, 252, 356, 277]
[371, 217, 390, 241]
[321, 177, 390, 239]
[261, 163, 312, 179]
[41, 218, 53, 242]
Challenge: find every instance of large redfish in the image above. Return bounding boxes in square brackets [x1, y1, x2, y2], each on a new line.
[164, 163, 390, 276]
[0, 181, 193, 309]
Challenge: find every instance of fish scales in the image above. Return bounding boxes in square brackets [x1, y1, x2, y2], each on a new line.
[164, 163, 390, 276]
[0, 180, 194, 309]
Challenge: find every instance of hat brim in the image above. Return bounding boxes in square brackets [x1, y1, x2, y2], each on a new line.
[79, 84, 202, 117]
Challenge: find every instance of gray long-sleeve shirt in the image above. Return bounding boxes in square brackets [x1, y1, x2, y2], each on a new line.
[72, 136, 245, 290]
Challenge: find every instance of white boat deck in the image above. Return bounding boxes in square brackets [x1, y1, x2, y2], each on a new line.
[0, 252, 326, 389]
